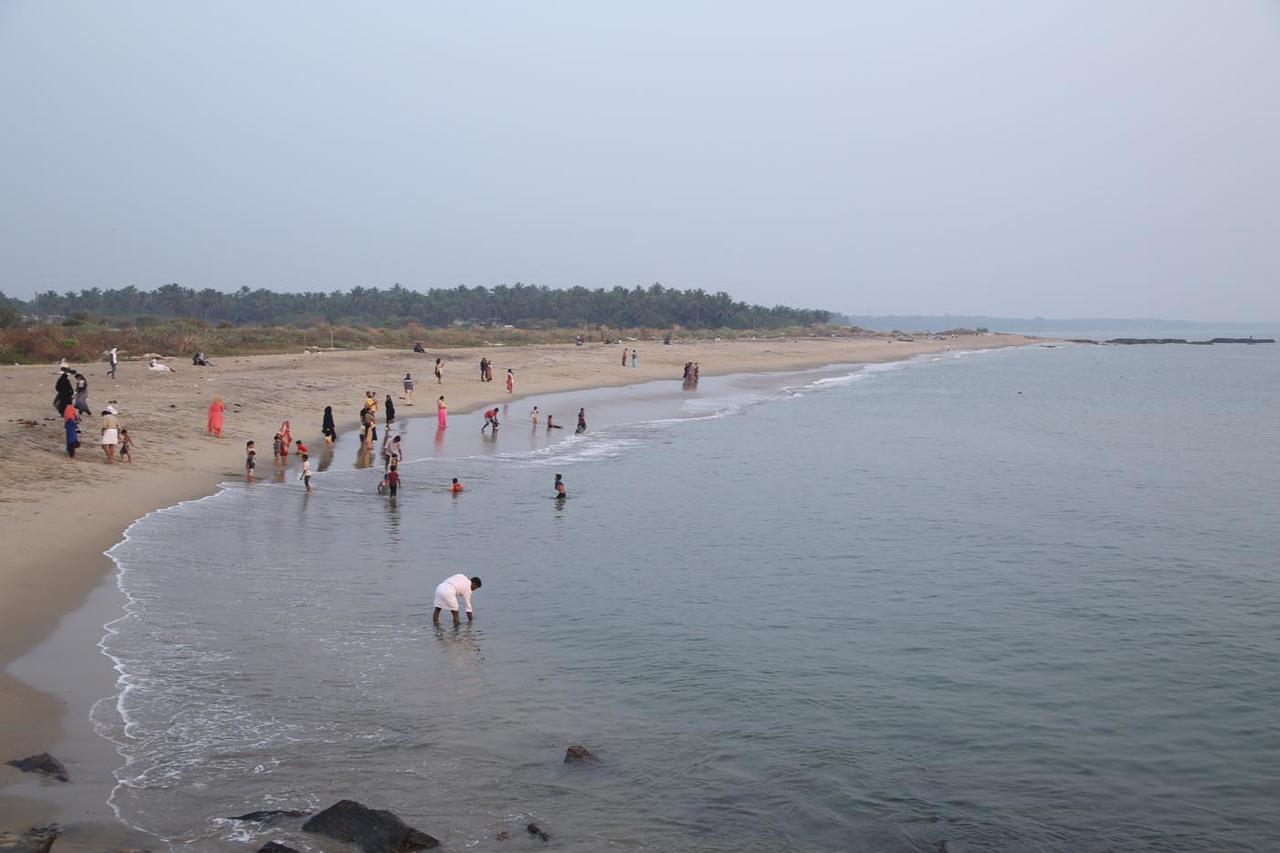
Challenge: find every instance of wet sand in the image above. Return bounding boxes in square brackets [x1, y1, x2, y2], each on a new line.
[0, 333, 1036, 835]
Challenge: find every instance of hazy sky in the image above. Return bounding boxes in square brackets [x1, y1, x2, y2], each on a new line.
[2, 2, 1278, 320]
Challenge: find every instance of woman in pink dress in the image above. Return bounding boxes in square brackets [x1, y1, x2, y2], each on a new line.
[279, 420, 292, 459]
[207, 397, 224, 437]
[437, 396, 447, 428]
[505, 369, 514, 394]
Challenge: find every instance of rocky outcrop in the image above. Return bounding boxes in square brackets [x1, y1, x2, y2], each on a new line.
[5, 753, 69, 783]
[526, 823, 551, 841]
[257, 843, 302, 853]
[563, 744, 597, 764]
[301, 800, 439, 852]
[0, 824, 59, 853]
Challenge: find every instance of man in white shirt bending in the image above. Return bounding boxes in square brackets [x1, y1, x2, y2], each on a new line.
[433, 573, 482, 625]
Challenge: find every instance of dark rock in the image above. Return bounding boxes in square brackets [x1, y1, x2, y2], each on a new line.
[301, 799, 439, 852]
[563, 744, 597, 764]
[231, 810, 311, 823]
[258, 843, 302, 853]
[0, 824, 59, 853]
[495, 830, 510, 840]
[526, 823, 551, 842]
[6, 753, 69, 782]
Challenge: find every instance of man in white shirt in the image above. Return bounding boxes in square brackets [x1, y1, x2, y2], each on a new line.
[433, 573, 482, 625]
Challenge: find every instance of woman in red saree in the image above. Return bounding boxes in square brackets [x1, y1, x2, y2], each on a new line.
[207, 397, 224, 437]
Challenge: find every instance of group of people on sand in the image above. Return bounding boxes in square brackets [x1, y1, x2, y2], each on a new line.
[621, 347, 638, 368]
[54, 363, 131, 462]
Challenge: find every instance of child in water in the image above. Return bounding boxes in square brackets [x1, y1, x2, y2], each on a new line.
[300, 453, 312, 494]
[450, 477, 464, 493]
[387, 462, 400, 499]
[554, 473, 566, 498]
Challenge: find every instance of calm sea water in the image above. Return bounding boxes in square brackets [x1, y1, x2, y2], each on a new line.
[99, 340, 1280, 852]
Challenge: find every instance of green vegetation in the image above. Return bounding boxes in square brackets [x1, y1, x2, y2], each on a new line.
[21, 283, 831, 329]
[0, 284, 846, 364]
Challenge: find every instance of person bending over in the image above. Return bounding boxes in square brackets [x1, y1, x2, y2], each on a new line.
[433, 574, 481, 625]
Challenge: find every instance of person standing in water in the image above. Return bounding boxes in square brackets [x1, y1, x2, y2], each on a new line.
[433, 574, 481, 625]
[385, 394, 396, 425]
[437, 396, 447, 428]
[530, 406, 539, 426]
[322, 406, 337, 444]
[576, 408, 587, 434]
[482, 407, 500, 432]
[300, 453, 313, 493]
[386, 462, 400, 500]
[547, 414, 562, 430]
[554, 473, 566, 498]
[449, 477, 464, 493]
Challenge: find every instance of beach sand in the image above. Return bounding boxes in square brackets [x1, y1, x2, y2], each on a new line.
[0, 332, 1036, 836]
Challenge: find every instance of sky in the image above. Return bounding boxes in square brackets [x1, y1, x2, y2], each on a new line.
[1, 2, 1278, 321]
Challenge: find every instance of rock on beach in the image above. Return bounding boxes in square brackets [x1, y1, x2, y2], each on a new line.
[301, 799, 439, 852]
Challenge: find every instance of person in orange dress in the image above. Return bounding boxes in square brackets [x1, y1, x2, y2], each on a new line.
[207, 396, 224, 437]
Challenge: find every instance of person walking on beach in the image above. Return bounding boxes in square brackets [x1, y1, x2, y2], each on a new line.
[403, 373, 415, 405]
[54, 367, 73, 413]
[506, 368, 514, 394]
[207, 396, 224, 438]
[300, 453, 313, 493]
[385, 394, 396, 425]
[437, 395, 448, 428]
[433, 574, 481, 625]
[434, 358, 443, 384]
[107, 347, 118, 379]
[119, 428, 132, 462]
[554, 473, 566, 498]
[64, 402, 80, 458]
[245, 441, 257, 481]
[100, 405, 121, 463]
[73, 373, 92, 417]
[576, 408, 587, 434]
[621, 347, 628, 367]
[482, 407, 500, 432]
[322, 406, 337, 444]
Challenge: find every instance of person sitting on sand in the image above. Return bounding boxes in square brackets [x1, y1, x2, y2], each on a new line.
[148, 358, 174, 373]
[433, 574, 481, 625]
[482, 407, 500, 432]
[449, 477, 463, 493]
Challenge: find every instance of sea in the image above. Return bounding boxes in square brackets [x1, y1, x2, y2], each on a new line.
[92, 332, 1279, 852]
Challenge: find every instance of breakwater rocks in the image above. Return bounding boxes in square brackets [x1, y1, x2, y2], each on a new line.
[1068, 337, 1275, 345]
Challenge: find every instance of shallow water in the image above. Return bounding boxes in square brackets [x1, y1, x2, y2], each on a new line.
[99, 341, 1280, 851]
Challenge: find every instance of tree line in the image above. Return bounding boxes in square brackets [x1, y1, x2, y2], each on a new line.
[10, 283, 832, 330]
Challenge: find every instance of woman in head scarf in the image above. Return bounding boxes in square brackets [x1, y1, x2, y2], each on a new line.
[322, 406, 337, 444]
[206, 396, 224, 437]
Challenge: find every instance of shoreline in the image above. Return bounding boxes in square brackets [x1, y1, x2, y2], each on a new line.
[0, 333, 1039, 836]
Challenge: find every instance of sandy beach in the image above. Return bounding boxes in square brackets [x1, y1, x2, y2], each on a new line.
[0, 332, 1035, 837]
